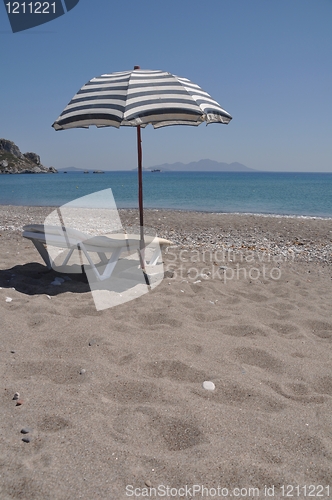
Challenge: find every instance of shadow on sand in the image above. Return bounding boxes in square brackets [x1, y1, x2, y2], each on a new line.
[0, 262, 90, 296]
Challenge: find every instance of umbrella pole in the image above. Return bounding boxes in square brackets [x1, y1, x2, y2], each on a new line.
[136, 125, 151, 287]
[137, 125, 144, 234]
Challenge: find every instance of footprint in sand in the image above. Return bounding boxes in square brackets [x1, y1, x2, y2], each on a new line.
[116, 353, 136, 365]
[28, 305, 60, 316]
[27, 315, 48, 328]
[69, 306, 103, 318]
[193, 312, 226, 325]
[312, 375, 332, 396]
[225, 296, 242, 305]
[183, 343, 204, 355]
[282, 431, 332, 461]
[192, 379, 285, 413]
[101, 346, 137, 366]
[112, 406, 205, 451]
[152, 413, 205, 451]
[269, 322, 304, 339]
[237, 292, 269, 303]
[222, 325, 267, 337]
[137, 311, 182, 329]
[13, 361, 87, 384]
[234, 347, 284, 374]
[38, 415, 71, 432]
[254, 307, 287, 322]
[271, 302, 296, 311]
[306, 320, 332, 340]
[0, 477, 49, 500]
[267, 381, 325, 404]
[143, 360, 209, 383]
[268, 286, 291, 299]
[104, 379, 163, 404]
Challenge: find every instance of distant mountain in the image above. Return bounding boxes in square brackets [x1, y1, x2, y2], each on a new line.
[144, 159, 256, 172]
[61, 160, 255, 173]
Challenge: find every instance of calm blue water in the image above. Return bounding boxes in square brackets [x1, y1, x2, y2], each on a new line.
[0, 171, 332, 218]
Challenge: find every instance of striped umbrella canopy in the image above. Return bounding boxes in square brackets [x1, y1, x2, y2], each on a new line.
[52, 67, 232, 130]
[52, 67, 232, 262]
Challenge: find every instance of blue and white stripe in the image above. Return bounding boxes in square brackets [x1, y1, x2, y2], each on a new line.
[53, 69, 232, 130]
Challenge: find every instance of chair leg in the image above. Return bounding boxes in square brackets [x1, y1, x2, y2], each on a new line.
[148, 246, 162, 266]
[79, 243, 123, 282]
[97, 252, 109, 265]
[31, 240, 52, 269]
[61, 247, 76, 266]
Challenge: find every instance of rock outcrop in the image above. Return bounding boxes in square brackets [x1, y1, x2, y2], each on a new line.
[0, 139, 57, 174]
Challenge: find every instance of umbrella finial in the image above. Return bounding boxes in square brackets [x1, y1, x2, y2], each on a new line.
[134, 65, 140, 70]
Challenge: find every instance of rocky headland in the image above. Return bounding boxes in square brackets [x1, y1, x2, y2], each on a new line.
[0, 139, 57, 174]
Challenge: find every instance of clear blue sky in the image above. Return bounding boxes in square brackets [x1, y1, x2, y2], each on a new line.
[1, 0, 331, 172]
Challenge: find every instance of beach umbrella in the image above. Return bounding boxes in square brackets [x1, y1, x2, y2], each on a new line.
[52, 67, 232, 264]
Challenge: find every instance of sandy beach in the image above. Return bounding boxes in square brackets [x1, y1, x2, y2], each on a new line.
[0, 206, 331, 499]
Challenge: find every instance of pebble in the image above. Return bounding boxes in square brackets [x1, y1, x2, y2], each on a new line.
[198, 273, 209, 280]
[79, 369, 86, 375]
[2, 208, 332, 266]
[203, 381, 215, 391]
[13, 392, 20, 400]
[11, 350, 15, 354]
[21, 427, 32, 434]
[22, 437, 30, 443]
[5, 297, 13, 302]
[145, 480, 152, 488]
[16, 400, 24, 406]
[88, 339, 98, 346]
[164, 270, 174, 278]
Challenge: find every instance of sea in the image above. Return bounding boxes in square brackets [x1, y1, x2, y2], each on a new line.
[0, 171, 332, 218]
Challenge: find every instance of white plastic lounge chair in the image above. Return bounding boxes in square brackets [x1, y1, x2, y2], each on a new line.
[22, 224, 173, 282]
